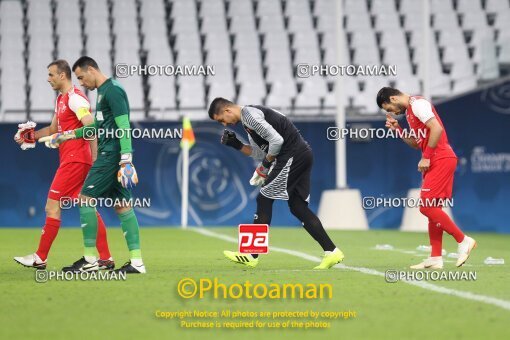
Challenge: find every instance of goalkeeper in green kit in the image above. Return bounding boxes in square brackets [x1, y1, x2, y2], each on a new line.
[48, 56, 145, 274]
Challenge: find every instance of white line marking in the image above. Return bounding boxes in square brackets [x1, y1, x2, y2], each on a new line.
[191, 228, 510, 312]
[373, 247, 473, 266]
[261, 269, 318, 273]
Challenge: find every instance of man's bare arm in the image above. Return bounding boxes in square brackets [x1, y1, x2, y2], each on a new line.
[34, 115, 58, 140]
[240, 145, 275, 163]
[385, 114, 419, 149]
[402, 136, 419, 149]
[240, 144, 252, 156]
[417, 118, 443, 173]
[424, 117, 443, 150]
[80, 114, 97, 162]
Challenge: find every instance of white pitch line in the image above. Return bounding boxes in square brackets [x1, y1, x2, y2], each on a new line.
[373, 247, 473, 266]
[191, 227, 510, 312]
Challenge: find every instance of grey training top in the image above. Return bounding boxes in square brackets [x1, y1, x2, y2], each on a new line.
[240, 105, 309, 161]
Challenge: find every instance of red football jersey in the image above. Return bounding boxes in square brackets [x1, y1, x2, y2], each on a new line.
[55, 86, 92, 166]
[405, 96, 456, 162]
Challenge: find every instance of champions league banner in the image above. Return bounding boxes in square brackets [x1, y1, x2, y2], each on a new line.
[1, 78, 508, 231]
[0, 121, 335, 228]
[437, 79, 510, 233]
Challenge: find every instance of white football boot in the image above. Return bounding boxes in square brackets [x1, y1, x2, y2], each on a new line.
[114, 260, 146, 274]
[456, 236, 477, 267]
[14, 253, 47, 269]
[410, 256, 443, 269]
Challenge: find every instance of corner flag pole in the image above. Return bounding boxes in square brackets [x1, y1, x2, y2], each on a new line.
[335, 0, 347, 188]
[181, 143, 189, 229]
[180, 117, 195, 229]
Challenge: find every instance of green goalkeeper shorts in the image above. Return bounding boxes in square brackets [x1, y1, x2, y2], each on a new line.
[81, 151, 132, 200]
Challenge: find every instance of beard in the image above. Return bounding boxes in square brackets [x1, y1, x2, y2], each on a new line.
[395, 103, 406, 115]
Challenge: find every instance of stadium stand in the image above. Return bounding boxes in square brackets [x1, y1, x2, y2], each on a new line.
[0, 0, 509, 121]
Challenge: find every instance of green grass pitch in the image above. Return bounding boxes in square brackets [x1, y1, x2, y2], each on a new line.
[1, 227, 509, 339]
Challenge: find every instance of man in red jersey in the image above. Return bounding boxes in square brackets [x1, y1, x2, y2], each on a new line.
[13, 60, 114, 270]
[376, 87, 476, 269]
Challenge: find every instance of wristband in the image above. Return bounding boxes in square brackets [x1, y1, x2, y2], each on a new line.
[232, 138, 243, 150]
[76, 127, 85, 138]
[120, 153, 133, 164]
[262, 157, 272, 168]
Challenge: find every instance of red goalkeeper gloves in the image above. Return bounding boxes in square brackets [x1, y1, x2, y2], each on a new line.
[250, 158, 273, 186]
[14, 121, 37, 150]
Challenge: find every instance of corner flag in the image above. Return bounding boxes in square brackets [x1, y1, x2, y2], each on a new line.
[180, 116, 195, 149]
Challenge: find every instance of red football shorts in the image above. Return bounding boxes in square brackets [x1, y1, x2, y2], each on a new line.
[421, 157, 457, 200]
[48, 162, 91, 201]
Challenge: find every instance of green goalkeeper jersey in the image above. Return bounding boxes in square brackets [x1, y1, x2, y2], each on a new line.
[94, 78, 131, 153]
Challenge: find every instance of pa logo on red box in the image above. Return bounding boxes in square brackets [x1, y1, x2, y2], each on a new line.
[238, 224, 269, 254]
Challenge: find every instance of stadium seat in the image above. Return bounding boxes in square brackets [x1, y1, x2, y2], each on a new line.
[452, 75, 478, 94]
[238, 82, 266, 106]
[148, 75, 176, 114]
[457, 0, 483, 14]
[111, 0, 144, 114]
[1, 0, 509, 120]
[140, 0, 175, 114]
[27, 0, 54, 113]
[83, 0, 112, 82]
[498, 37, 510, 63]
[55, 0, 83, 63]
[265, 80, 296, 109]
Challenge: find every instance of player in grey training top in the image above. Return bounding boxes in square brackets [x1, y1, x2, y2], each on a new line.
[208, 97, 345, 269]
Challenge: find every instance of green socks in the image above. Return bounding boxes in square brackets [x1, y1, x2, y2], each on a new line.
[119, 209, 142, 259]
[130, 249, 142, 260]
[79, 206, 98, 257]
[80, 206, 142, 261]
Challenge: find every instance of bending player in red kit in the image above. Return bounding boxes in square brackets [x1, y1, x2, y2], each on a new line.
[377, 87, 476, 269]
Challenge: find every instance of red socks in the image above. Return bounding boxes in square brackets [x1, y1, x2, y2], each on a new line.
[35, 213, 111, 262]
[420, 206, 465, 244]
[428, 221, 443, 257]
[36, 217, 61, 261]
[96, 212, 112, 260]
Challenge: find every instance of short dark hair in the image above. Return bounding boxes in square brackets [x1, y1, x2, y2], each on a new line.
[376, 87, 403, 108]
[47, 59, 71, 80]
[72, 56, 100, 72]
[208, 97, 234, 119]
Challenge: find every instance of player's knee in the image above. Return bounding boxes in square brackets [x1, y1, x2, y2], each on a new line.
[288, 197, 306, 219]
[289, 205, 301, 219]
[78, 194, 92, 206]
[115, 205, 132, 216]
[419, 206, 438, 217]
[255, 194, 272, 224]
[45, 199, 61, 219]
